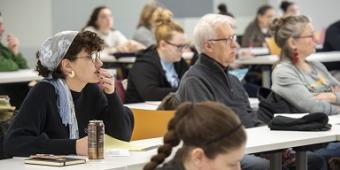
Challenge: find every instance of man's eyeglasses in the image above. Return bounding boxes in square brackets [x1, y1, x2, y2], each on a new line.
[208, 34, 238, 44]
[165, 41, 190, 51]
[78, 52, 101, 63]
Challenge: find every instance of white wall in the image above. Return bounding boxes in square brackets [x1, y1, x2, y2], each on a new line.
[1, 0, 339, 68]
[293, 0, 340, 31]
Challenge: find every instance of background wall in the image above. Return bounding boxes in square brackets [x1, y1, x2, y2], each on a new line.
[1, 0, 339, 68]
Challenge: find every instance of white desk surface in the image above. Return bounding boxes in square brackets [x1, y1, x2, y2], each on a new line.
[101, 54, 136, 63]
[235, 55, 279, 65]
[235, 51, 340, 66]
[2, 115, 340, 170]
[238, 47, 270, 56]
[0, 69, 42, 84]
[306, 51, 340, 62]
[101, 52, 194, 64]
[125, 98, 259, 111]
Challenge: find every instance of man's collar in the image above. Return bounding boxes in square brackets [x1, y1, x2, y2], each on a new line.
[200, 53, 228, 71]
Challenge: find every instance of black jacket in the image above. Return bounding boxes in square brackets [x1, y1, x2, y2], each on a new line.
[175, 54, 262, 128]
[257, 87, 302, 124]
[126, 46, 189, 103]
[4, 82, 134, 156]
[322, 20, 340, 52]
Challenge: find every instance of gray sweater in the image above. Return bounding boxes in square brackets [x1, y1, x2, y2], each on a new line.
[175, 54, 260, 128]
[272, 60, 340, 115]
[132, 26, 155, 47]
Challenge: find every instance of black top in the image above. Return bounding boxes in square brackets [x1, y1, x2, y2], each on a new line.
[323, 20, 340, 52]
[176, 54, 262, 128]
[4, 82, 134, 156]
[126, 45, 189, 103]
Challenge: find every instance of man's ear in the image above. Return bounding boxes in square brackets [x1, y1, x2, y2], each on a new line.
[203, 41, 213, 53]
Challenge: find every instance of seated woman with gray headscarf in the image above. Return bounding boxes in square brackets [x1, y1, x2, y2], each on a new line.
[3, 31, 134, 156]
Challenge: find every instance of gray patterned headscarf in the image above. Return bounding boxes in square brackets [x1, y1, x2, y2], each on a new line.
[38, 31, 79, 139]
[39, 31, 78, 71]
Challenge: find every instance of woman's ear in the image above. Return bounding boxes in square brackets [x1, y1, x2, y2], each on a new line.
[190, 148, 206, 167]
[287, 37, 297, 49]
[60, 59, 73, 74]
[159, 40, 167, 49]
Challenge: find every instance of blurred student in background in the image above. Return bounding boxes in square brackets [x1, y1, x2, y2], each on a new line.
[280, 1, 300, 17]
[0, 11, 29, 108]
[83, 6, 145, 53]
[242, 5, 275, 47]
[133, 1, 162, 47]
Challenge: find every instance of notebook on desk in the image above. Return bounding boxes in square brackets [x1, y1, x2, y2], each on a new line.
[24, 154, 86, 167]
[105, 135, 161, 151]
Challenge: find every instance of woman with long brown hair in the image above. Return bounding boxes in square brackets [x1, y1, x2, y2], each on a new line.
[144, 101, 246, 170]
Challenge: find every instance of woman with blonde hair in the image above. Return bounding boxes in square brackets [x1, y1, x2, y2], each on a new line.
[126, 8, 190, 103]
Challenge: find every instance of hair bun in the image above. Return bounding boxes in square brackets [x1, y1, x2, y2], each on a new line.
[270, 17, 286, 35]
[153, 9, 173, 26]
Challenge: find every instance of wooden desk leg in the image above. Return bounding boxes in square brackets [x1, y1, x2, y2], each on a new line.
[269, 152, 282, 170]
[296, 151, 307, 170]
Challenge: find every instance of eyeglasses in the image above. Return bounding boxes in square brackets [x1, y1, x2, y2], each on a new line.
[208, 34, 238, 44]
[77, 52, 101, 63]
[165, 41, 190, 51]
[293, 34, 315, 39]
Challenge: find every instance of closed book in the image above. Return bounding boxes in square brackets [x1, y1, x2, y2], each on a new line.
[25, 156, 86, 167]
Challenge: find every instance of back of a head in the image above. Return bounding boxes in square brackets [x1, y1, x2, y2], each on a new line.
[193, 14, 234, 54]
[143, 101, 246, 170]
[257, 4, 273, 17]
[280, 1, 293, 13]
[153, 8, 183, 47]
[270, 15, 310, 62]
[137, 1, 161, 29]
[218, 3, 227, 14]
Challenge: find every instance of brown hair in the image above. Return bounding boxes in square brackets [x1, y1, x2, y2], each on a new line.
[137, 2, 161, 29]
[36, 31, 104, 79]
[82, 6, 109, 31]
[270, 15, 310, 63]
[256, 5, 273, 24]
[153, 8, 184, 47]
[143, 101, 246, 170]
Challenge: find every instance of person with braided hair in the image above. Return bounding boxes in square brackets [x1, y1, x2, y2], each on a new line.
[144, 101, 246, 170]
[270, 15, 340, 116]
[270, 15, 340, 168]
[126, 8, 190, 103]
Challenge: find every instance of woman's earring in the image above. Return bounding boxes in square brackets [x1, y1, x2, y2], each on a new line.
[69, 70, 75, 78]
[292, 48, 299, 64]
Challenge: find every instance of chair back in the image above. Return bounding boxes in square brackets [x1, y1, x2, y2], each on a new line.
[131, 109, 175, 140]
[265, 37, 281, 55]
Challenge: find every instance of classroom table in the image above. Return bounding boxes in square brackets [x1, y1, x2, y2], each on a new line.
[125, 98, 260, 111]
[0, 69, 42, 84]
[234, 51, 340, 88]
[2, 117, 340, 170]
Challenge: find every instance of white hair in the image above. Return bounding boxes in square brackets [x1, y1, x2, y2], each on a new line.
[193, 14, 235, 54]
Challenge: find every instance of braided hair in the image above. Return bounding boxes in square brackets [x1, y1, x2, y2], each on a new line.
[143, 101, 246, 170]
[270, 15, 310, 64]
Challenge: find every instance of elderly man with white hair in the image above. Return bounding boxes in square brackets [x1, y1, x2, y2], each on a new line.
[174, 14, 327, 170]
